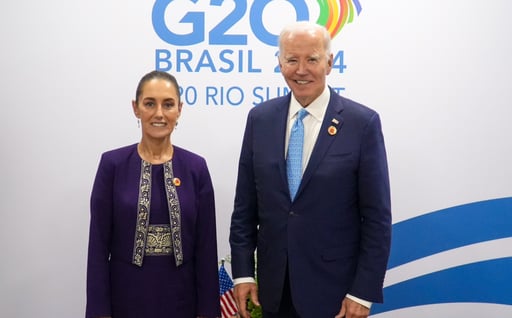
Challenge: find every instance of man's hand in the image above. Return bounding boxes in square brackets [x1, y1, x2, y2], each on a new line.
[335, 297, 370, 318]
[233, 282, 259, 318]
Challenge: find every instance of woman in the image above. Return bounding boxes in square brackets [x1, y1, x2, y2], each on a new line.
[86, 71, 220, 318]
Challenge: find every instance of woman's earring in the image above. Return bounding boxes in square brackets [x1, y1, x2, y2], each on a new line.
[175, 121, 178, 129]
[137, 119, 140, 128]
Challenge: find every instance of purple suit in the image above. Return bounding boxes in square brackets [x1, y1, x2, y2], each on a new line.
[86, 144, 220, 318]
[230, 88, 392, 317]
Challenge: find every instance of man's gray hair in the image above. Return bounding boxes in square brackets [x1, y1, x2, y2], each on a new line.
[278, 21, 332, 58]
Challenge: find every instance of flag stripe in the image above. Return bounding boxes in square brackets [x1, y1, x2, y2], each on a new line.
[220, 289, 237, 317]
[219, 263, 238, 318]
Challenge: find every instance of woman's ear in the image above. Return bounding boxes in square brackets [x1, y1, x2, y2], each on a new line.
[132, 100, 140, 118]
[178, 101, 183, 116]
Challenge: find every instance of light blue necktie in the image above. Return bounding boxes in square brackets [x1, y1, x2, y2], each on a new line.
[287, 108, 308, 200]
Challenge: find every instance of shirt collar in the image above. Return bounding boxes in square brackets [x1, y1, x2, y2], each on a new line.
[289, 86, 330, 122]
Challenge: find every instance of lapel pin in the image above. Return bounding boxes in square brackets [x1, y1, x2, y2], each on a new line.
[328, 126, 337, 136]
[173, 177, 181, 187]
[331, 118, 339, 125]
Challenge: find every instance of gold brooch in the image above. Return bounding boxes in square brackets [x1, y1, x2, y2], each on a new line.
[328, 126, 337, 136]
[173, 177, 181, 186]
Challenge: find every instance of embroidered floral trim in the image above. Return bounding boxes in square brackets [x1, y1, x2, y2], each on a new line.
[145, 224, 172, 256]
[132, 160, 152, 266]
[132, 160, 184, 267]
[164, 161, 184, 266]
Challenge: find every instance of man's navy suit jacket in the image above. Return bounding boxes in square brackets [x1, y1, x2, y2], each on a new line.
[230, 88, 392, 317]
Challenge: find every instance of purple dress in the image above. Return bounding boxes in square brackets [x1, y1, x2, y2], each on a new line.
[86, 144, 220, 318]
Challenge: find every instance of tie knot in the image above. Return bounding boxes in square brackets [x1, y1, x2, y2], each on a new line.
[297, 108, 308, 121]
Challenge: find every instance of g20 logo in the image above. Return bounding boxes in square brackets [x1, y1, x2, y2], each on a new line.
[152, 0, 362, 46]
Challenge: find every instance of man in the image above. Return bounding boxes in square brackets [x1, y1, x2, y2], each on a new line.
[229, 21, 391, 318]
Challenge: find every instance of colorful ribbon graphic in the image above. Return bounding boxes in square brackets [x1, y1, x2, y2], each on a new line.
[316, 0, 362, 38]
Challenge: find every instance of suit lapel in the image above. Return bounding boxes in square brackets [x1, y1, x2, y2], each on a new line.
[297, 90, 345, 198]
[270, 95, 293, 192]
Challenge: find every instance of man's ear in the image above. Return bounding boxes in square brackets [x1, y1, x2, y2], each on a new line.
[326, 53, 334, 75]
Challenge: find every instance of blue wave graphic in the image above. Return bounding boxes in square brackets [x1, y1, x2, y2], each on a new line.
[372, 197, 512, 315]
[372, 257, 512, 314]
[388, 197, 512, 269]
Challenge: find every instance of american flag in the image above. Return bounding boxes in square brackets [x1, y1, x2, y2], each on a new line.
[219, 262, 238, 318]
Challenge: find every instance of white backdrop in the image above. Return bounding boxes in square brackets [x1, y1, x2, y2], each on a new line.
[1, 0, 511, 317]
